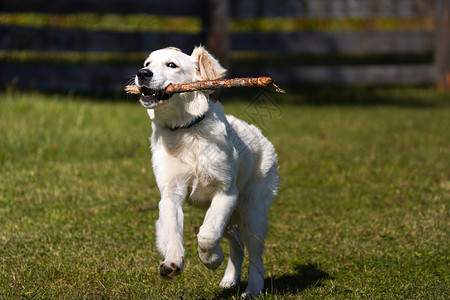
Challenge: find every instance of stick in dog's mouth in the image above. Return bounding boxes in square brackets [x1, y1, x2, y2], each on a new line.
[125, 77, 286, 100]
[139, 87, 173, 108]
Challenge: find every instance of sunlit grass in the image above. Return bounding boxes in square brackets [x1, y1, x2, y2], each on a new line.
[0, 13, 434, 33]
[0, 89, 448, 299]
[0, 13, 200, 33]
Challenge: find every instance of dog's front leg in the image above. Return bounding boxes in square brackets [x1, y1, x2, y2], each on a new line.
[155, 175, 188, 279]
[197, 187, 238, 270]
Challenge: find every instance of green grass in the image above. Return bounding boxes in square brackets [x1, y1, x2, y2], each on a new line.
[1, 88, 449, 299]
[0, 13, 200, 33]
[0, 13, 434, 33]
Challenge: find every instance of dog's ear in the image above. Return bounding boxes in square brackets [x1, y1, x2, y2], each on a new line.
[191, 46, 227, 81]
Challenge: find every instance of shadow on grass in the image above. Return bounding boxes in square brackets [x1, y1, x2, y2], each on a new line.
[213, 263, 331, 299]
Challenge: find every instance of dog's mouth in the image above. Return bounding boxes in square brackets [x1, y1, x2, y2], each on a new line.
[139, 87, 173, 109]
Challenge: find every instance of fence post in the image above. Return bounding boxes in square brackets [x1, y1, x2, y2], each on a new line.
[201, 0, 230, 68]
[436, 0, 450, 91]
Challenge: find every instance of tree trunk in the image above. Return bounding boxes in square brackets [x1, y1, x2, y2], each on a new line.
[201, 0, 230, 69]
[436, 0, 450, 91]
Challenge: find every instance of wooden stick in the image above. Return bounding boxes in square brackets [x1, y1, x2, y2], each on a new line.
[125, 76, 286, 95]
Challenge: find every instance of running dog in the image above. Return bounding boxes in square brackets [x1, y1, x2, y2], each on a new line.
[135, 46, 279, 297]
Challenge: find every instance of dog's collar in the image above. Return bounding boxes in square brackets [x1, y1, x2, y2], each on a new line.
[170, 114, 205, 131]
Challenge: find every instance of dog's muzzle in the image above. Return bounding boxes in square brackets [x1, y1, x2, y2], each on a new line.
[139, 88, 173, 109]
[136, 68, 173, 108]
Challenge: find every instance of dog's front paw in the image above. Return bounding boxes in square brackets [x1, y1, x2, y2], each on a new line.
[219, 276, 240, 289]
[159, 260, 183, 279]
[197, 242, 224, 270]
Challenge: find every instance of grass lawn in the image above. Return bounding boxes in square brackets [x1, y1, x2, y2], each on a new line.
[0, 87, 449, 299]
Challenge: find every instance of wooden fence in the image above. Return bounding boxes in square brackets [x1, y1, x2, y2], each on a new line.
[0, 0, 448, 91]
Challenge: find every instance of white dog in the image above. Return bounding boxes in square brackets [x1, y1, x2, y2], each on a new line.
[135, 46, 279, 298]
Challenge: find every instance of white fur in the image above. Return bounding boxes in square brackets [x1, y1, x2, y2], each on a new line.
[135, 46, 279, 298]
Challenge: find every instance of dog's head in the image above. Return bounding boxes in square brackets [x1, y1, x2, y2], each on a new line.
[135, 46, 226, 110]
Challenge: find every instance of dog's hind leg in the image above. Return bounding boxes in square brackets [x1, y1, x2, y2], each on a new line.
[240, 210, 267, 297]
[240, 170, 278, 298]
[220, 214, 244, 289]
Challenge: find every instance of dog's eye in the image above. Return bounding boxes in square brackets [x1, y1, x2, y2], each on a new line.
[167, 62, 178, 69]
[144, 62, 150, 67]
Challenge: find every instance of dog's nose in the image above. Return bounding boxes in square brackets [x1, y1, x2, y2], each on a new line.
[137, 68, 153, 79]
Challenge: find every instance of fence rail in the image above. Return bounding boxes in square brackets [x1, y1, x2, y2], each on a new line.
[236, 65, 435, 85]
[0, 25, 200, 53]
[0, 0, 202, 15]
[230, 0, 436, 18]
[0, 0, 447, 91]
[232, 31, 434, 54]
[0, 25, 434, 54]
[1, 0, 435, 17]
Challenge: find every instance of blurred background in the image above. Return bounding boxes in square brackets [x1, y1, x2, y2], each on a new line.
[1, 0, 449, 94]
